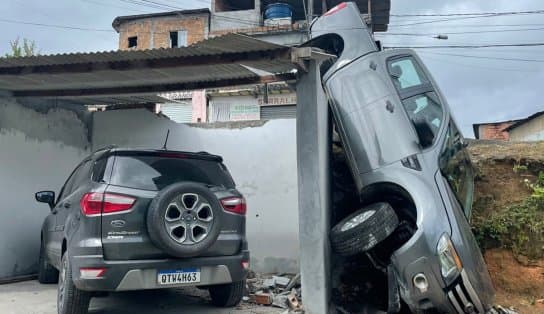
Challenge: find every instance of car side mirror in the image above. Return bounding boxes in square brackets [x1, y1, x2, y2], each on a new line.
[35, 191, 55, 209]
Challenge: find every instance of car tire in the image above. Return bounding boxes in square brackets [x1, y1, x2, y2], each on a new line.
[209, 280, 245, 307]
[147, 182, 223, 258]
[38, 241, 58, 284]
[331, 202, 399, 257]
[57, 253, 91, 314]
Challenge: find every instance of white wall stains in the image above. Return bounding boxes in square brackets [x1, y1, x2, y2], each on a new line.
[0, 98, 89, 280]
[92, 109, 299, 273]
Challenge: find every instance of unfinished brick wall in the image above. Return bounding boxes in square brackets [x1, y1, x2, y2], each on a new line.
[477, 122, 515, 140]
[117, 14, 209, 50]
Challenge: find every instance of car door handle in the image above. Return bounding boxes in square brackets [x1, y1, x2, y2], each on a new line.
[63, 202, 71, 209]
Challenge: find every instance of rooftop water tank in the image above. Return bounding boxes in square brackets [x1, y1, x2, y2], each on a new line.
[264, 3, 293, 26]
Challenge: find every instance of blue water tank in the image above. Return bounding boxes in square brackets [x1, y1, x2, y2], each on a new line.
[264, 3, 293, 20]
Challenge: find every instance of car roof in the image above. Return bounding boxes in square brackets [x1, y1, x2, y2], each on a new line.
[90, 146, 223, 162]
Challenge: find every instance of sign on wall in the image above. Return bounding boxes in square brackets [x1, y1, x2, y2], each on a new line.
[257, 93, 297, 106]
[229, 104, 260, 121]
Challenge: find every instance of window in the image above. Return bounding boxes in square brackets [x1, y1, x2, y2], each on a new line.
[170, 30, 187, 48]
[57, 160, 91, 202]
[128, 36, 138, 48]
[388, 56, 444, 148]
[389, 57, 429, 91]
[215, 0, 254, 12]
[110, 155, 235, 191]
[439, 121, 474, 219]
[401, 92, 444, 147]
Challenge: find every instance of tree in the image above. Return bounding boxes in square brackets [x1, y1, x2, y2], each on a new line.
[5, 37, 39, 57]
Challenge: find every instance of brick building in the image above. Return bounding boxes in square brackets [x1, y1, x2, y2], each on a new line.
[113, 9, 210, 50]
[472, 120, 519, 140]
[111, 0, 391, 123]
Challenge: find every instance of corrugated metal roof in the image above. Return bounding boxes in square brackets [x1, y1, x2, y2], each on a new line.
[0, 34, 296, 98]
[0, 33, 287, 69]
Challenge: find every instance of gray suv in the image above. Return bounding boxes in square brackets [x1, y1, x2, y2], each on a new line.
[36, 148, 249, 314]
[310, 2, 494, 313]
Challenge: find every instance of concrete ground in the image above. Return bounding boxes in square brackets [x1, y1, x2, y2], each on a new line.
[0, 280, 283, 314]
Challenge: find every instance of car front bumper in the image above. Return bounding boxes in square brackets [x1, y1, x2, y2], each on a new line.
[70, 250, 250, 292]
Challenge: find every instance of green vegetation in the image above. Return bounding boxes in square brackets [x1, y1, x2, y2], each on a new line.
[473, 172, 544, 259]
[4, 38, 39, 58]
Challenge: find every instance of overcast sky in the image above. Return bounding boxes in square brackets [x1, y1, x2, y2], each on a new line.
[1, 0, 543, 137]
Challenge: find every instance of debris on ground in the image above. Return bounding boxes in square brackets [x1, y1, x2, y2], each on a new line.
[244, 272, 303, 313]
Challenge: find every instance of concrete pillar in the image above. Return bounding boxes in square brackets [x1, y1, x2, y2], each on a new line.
[296, 59, 331, 314]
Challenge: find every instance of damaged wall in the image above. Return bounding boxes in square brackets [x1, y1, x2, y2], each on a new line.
[0, 98, 90, 280]
[92, 109, 299, 273]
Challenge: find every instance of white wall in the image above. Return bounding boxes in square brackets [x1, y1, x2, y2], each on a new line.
[0, 99, 89, 280]
[92, 109, 299, 273]
[509, 114, 544, 141]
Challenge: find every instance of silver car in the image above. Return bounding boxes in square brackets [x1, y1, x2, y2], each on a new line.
[309, 2, 494, 313]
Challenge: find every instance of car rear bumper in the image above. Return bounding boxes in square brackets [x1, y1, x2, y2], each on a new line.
[70, 250, 250, 292]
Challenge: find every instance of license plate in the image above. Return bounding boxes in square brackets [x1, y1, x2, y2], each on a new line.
[157, 268, 201, 285]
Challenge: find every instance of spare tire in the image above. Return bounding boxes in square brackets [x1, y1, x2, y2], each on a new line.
[331, 202, 399, 257]
[147, 182, 223, 258]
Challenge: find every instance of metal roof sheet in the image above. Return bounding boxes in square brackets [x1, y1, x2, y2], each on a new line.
[0, 34, 296, 98]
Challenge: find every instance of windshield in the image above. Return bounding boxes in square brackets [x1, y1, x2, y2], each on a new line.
[110, 155, 235, 191]
[439, 121, 474, 219]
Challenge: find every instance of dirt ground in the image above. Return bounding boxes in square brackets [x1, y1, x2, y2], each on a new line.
[0, 280, 283, 314]
[469, 141, 544, 314]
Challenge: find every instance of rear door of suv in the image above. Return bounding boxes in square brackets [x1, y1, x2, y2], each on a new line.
[100, 151, 245, 260]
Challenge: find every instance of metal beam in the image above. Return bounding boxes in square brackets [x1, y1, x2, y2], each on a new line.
[11, 73, 296, 97]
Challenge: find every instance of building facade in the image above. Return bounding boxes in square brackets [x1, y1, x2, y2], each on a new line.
[472, 121, 518, 140]
[505, 111, 544, 141]
[112, 0, 389, 123]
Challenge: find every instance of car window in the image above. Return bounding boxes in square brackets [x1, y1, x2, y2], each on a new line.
[110, 155, 236, 191]
[439, 121, 474, 219]
[388, 57, 429, 91]
[388, 56, 444, 148]
[58, 160, 92, 202]
[402, 92, 444, 146]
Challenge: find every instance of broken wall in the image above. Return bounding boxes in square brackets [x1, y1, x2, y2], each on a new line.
[0, 98, 90, 280]
[92, 109, 299, 273]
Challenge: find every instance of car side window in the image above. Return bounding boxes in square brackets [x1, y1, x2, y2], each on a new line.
[388, 56, 444, 148]
[57, 160, 92, 202]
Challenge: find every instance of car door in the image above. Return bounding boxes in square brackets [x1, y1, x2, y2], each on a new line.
[55, 160, 93, 249]
[49, 164, 81, 266]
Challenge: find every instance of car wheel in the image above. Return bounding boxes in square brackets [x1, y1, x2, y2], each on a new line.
[209, 280, 245, 307]
[38, 241, 58, 284]
[331, 202, 399, 257]
[57, 253, 91, 314]
[147, 182, 223, 258]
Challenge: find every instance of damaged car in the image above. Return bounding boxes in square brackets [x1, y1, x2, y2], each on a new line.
[309, 2, 495, 313]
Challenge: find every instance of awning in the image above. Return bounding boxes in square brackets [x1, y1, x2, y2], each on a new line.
[0, 34, 297, 100]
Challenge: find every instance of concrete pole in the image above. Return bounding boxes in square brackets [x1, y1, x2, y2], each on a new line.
[307, 0, 314, 26]
[296, 59, 331, 314]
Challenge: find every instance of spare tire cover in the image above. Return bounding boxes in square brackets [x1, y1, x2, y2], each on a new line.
[147, 182, 223, 258]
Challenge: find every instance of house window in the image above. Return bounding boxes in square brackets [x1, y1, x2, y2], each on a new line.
[170, 30, 188, 48]
[215, 0, 254, 12]
[128, 36, 138, 48]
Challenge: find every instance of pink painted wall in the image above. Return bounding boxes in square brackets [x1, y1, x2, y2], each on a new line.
[191, 90, 207, 123]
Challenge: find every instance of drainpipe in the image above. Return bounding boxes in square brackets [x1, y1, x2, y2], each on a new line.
[150, 19, 155, 49]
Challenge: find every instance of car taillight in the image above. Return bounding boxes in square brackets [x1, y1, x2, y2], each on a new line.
[221, 197, 247, 215]
[324, 2, 347, 16]
[80, 268, 106, 279]
[80, 193, 135, 217]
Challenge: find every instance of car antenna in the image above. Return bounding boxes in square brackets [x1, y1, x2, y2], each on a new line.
[162, 129, 170, 150]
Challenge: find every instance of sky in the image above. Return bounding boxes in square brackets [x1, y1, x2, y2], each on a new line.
[1, 0, 543, 137]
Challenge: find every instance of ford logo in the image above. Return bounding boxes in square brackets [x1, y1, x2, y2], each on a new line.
[111, 220, 126, 228]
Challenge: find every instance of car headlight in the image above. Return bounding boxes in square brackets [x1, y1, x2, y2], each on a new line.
[437, 234, 462, 285]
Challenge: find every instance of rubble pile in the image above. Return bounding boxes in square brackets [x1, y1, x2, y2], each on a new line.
[243, 271, 303, 313]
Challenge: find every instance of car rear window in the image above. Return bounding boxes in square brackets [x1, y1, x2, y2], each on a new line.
[110, 154, 235, 191]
